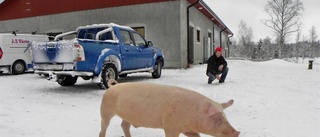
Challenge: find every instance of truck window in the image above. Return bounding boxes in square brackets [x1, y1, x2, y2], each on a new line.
[132, 32, 146, 46]
[78, 27, 106, 40]
[99, 31, 113, 41]
[78, 29, 87, 39]
[119, 30, 133, 45]
[84, 33, 94, 39]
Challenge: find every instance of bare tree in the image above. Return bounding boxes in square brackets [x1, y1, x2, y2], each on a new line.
[237, 20, 254, 58]
[294, 26, 302, 60]
[309, 26, 318, 43]
[309, 26, 318, 57]
[263, 0, 304, 58]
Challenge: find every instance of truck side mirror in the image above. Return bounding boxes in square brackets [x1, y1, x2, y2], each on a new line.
[147, 41, 153, 47]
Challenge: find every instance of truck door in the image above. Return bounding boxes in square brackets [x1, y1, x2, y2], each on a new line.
[119, 30, 139, 70]
[132, 32, 153, 68]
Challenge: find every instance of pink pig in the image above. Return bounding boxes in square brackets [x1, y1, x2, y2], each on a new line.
[99, 80, 240, 137]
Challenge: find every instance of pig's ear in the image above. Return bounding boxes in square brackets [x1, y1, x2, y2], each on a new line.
[207, 105, 219, 116]
[221, 99, 234, 109]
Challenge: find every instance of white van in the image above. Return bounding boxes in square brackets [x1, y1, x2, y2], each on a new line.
[0, 33, 49, 74]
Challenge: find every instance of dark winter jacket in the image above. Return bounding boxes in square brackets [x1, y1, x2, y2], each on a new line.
[206, 53, 228, 75]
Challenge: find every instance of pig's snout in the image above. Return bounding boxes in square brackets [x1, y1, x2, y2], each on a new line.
[222, 130, 240, 137]
[233, 131, 240, 137]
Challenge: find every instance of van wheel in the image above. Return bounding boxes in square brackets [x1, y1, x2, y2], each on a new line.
[152, 59, 162, 78]
[12, 61, 26, 75]
[101, 63, 118, 88]
[57, 75, 78, 86]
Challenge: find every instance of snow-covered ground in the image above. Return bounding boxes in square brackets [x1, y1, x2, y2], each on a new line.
[0, 59, 319, 137]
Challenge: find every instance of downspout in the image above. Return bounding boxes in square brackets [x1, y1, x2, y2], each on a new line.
[219, 27, 227, 56]
[228, 33, 234, 57]
[187, 0, 200, 68]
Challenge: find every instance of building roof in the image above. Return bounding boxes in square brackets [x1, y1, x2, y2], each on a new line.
[187, 0, 233, 35]
[0, 0, 232, 35]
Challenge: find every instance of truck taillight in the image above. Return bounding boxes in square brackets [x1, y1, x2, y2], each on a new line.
[73, 44, 85, 61]
[0, 47, 3, 59]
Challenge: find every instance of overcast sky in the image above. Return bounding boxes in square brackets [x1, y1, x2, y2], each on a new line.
[203, 0, 320, 43]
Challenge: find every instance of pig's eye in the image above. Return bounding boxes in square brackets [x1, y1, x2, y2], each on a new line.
[212, 117, 223, 127]
[218, 119, 222, 125]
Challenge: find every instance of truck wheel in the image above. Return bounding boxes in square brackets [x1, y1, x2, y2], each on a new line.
[57, 75, 78, 86]
[152, 59, 162, 78]
[12, 61, 26, 75]
[101, 63, 118, 88]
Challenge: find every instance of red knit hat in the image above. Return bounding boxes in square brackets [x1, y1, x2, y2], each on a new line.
[215, 47, 222, 52]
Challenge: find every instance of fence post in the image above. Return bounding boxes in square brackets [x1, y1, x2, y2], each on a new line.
[308, 60, 313, 70]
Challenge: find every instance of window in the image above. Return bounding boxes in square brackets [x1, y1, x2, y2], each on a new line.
[132, 27, 145, 38]
[197, 29, 200, 42]
[77, 27, 105, 39]
[99, 31, 113, 41]
[132, 33, 146, 46]
[119, 30, 133, 45]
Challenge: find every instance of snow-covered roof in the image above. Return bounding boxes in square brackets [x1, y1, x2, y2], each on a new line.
[75, 23, 133, 31]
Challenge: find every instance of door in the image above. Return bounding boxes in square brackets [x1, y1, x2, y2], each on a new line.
[204, 33, 212, 62]
[132, 32, 153, 68]
[203, 37, 210, 62]
[119, 30, 139, 70]
[188, 26, 194, 64]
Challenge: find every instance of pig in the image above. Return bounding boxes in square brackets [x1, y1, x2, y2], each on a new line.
[99, 80, 240, 137]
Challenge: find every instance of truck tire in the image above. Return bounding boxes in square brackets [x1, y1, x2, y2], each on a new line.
[101, 63, 118, 88]
[152, 59, 162, 78]
[12, 61, 26, 75]
[57, 75, 78, 86]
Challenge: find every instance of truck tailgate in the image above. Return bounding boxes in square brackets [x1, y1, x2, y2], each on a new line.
[31, 40, 74, 63]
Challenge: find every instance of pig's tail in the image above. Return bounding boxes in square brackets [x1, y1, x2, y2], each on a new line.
[107, 79, 118, 87]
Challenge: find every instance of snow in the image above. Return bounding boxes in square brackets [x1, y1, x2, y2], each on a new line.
[284, 57, 320, 65]
[0, 59, 319, 137]
[76, 23, 133, 32]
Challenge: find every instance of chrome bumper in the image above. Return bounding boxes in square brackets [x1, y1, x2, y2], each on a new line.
[34, 70, 94, 82]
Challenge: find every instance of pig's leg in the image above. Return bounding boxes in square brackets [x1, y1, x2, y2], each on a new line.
[121, 120, 132, 137]
[99, 114, 114, 137]
[183, 132, 200, 137]
[164, 129, 180, 137]
[99, 105, 115, 137]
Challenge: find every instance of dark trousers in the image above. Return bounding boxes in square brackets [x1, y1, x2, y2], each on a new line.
[207, 66, 229, 83]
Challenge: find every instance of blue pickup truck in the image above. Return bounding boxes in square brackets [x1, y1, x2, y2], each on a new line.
[31, 23, 164, 88]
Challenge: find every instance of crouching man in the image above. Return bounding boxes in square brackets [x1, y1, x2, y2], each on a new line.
[206, 46, 229, 84]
